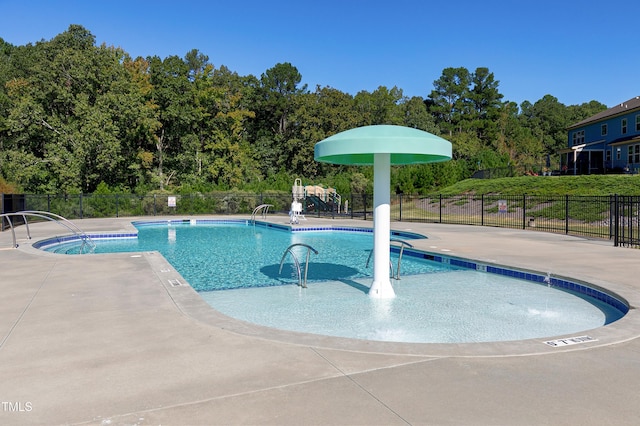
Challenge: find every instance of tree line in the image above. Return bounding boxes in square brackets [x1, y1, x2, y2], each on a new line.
[0, 25, 608, 196]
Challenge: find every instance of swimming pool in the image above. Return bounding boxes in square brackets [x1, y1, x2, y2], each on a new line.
[38, 219, 627, 343]
[43, 219, 441, 291]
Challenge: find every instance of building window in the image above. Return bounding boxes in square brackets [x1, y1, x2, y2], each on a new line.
[636, 115, 640, 132]
[601, 123, 608, 136]
[622, 118, 628, 134]
[572, 130, 584, 145]
[629, 144, 640, 164]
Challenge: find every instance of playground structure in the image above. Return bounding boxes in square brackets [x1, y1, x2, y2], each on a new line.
[290, 179, 342, 224]
[304, 185, 342, 213]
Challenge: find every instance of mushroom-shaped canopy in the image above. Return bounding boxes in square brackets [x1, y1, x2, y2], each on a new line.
[314, 124, 452, 165]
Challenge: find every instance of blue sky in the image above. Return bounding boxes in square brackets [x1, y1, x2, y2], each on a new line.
[1, 0, 638, 107]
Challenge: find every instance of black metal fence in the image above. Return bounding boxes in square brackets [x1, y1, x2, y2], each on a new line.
[2, 192, 639, 248]
[613, 195, 640, 248]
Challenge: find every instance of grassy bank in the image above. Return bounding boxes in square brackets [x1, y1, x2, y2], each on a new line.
[439, 175, 640, 196]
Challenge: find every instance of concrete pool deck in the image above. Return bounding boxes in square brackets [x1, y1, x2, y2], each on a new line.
[1, 215, 639, 425]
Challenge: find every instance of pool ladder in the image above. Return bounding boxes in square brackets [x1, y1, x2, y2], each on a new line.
[0, 210, 96, 253]
[278, 243, 318, 288]
[366, 239, 414, 280]
[251, 204, 273, 224]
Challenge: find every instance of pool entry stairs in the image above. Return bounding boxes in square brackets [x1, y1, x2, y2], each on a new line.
[366, 238, 414, 280]
[0, 210, 96, 253]
[251, 204, 273, 224]
[278, 243, 318, 288]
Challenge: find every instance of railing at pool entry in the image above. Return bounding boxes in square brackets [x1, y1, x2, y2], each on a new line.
[366, 239, 414, 280]
[278, 243, 318, 288]
[0, 210, 96, 253]
[251, 204, 273, 224]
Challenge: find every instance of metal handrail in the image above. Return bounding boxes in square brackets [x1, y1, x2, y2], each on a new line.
[365, 238, 414, 280]
[251, 204, 273, 223]
[278, 243, 318, 288]
[0, 211, 95, 253]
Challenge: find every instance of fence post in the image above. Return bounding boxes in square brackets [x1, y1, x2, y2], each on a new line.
[609, 195, 614, 240]
[565, 195, 569, 235]
[350, 194, 354, 219]
[522, 194, 526, 229]
[116, 194, 119, 218]
[614, 194, 619, 246]
[363, 193, 367, 221]
[632, 196, 636, 246]
[481, 194, 484, 226]
[439, 194, 442, 223]
[79, 193, 83, 219]
[153, 194, 157, 216]
[399, 194, 403, 222]
[331, 192, 335, 219]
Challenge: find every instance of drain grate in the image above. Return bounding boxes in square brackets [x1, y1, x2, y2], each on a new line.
[168, 279, 182, 287]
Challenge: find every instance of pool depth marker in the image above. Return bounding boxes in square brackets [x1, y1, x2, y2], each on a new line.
[315, 125, 451, 298]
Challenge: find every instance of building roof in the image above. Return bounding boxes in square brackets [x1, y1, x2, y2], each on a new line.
[567, 96, 640, 129]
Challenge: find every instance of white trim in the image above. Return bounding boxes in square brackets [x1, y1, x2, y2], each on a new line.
[608, 136, 640, 147]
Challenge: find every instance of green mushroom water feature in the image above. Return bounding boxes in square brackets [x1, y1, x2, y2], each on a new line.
[314, 125, 452, 298]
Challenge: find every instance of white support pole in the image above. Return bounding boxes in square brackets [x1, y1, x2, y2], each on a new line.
[369, 152, 395, 298]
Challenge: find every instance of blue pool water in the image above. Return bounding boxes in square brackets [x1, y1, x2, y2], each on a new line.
[48, 222, 447, 291]
[44, 221, 626, 343]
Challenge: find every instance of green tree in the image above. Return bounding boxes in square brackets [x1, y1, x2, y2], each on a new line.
[401, 96, 439, 133]
[428, 67, 471, 136]
[0, 25, 618, 194]
[185, 48, 211, 81]
[566, 100, 607, 128]
[0, 38, 15, 154]
[258, 62, 307, 135]
[3, 26, 130, 191]
[493, 101, 522, 167]
[148, 54, 199, 189]
[353, 86, 404, 126]
[249, 62, 308, 176]
[119, 56, 162, 190]
[467, 67, 503, 142]
[203, 83, 257, 189]
[519, 95, 569, 155]
[287, 86, 359, 178]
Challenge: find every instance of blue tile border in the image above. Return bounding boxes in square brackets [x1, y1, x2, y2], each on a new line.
[291, 225, 427, 240]
[36, 219, 629, 316]
[133, 218, 249, 227]
[292, 226, 373, 234]
[33, 232, 138, 249]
